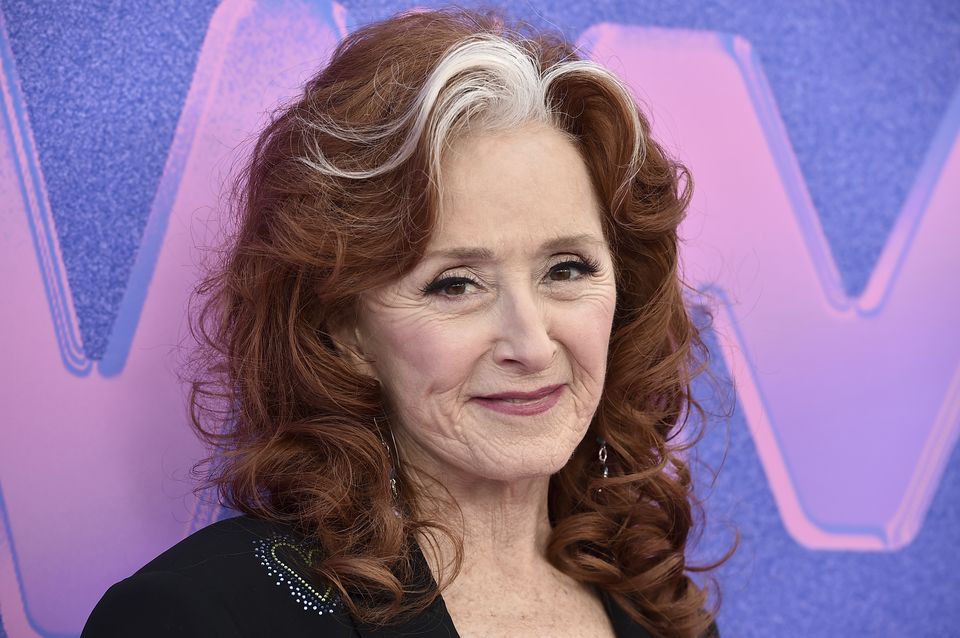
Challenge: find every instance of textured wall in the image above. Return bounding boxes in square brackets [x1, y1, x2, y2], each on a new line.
[0, 0, 958, 636]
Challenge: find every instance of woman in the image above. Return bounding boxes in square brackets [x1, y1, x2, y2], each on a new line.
[83, 6, 735, 638]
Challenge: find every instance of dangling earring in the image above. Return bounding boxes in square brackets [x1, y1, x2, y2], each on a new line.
[374, 416, 399, 499]
[596, 435, 609, 494]
[388, 428, 399, 499]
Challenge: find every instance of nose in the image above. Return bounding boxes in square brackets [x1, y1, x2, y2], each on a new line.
[490, 282, 556, 371]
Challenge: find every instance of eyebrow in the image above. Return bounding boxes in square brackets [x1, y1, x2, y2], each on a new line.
[423, 233, 606, 262]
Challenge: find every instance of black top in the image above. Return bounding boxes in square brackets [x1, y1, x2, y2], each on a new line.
[82, 515, 718, 637]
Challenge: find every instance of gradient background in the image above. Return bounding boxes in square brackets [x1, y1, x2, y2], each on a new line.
[1, 1, 958, 636]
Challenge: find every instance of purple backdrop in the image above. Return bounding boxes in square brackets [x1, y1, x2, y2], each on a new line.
[0, 1, 958, 636]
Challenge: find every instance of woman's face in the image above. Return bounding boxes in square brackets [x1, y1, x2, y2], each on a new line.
[347, 123, 618, 485]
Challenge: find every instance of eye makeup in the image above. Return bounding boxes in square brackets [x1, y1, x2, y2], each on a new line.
[418, 254, 603, 300]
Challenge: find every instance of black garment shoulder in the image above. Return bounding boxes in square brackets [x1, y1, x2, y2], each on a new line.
[81, 515, 355, 637]
[82, 514, 717, 638]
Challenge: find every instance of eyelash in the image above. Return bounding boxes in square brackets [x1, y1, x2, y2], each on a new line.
[418, 255, 603, 300]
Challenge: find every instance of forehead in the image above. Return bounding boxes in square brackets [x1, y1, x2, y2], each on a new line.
[431, 124, 606, 254]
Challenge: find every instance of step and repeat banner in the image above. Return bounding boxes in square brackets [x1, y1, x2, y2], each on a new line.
[0, 1, 957, 636]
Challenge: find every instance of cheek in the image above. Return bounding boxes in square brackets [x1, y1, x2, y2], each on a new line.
[561, 291, 617, 373]
[371, 312, 482, 394]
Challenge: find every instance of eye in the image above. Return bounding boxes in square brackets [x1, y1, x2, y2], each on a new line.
[418, 255, 602, 301]
[417, 274, 478, 298]
[547, 257, 601, 282]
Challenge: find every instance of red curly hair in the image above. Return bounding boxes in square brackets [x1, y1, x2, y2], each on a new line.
[187, 6, 737, 637]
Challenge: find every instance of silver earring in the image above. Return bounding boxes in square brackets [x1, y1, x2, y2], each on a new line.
[374, 416, 399, 498]
[596, 435, 609, 494]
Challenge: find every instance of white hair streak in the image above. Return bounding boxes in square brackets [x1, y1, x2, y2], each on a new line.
[298, 32, 646, 197]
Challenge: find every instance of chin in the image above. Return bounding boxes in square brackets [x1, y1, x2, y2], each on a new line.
[468, 446, 576, 483]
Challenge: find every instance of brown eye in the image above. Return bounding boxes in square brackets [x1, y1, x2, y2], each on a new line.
[441, 280, 470, 296]
[548, 258, 601, 282]
[419, 275, 478, 297]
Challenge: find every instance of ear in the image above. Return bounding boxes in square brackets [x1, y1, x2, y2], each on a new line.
[328, 321, 380, 383]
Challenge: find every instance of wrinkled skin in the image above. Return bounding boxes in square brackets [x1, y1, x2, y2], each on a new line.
[337, 123, 618, 489]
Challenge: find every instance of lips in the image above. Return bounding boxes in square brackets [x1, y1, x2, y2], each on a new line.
[479, 384, 563, 401]
[473, 385, 564, 416]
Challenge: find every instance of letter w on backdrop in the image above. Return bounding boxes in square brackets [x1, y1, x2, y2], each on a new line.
[0, 0, 957, 635]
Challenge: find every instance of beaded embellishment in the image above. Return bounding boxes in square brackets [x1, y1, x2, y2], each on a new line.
[253, 533, 342, 616]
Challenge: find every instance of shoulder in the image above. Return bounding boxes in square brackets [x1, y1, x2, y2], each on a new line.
[82, 515, 355, 637]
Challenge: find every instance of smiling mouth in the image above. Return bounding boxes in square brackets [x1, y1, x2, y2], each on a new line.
[471, 386, 564, 416]
[478, 383, 564, 401]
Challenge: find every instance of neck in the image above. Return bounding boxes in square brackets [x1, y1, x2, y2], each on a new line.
[398, 442, 555, 586]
